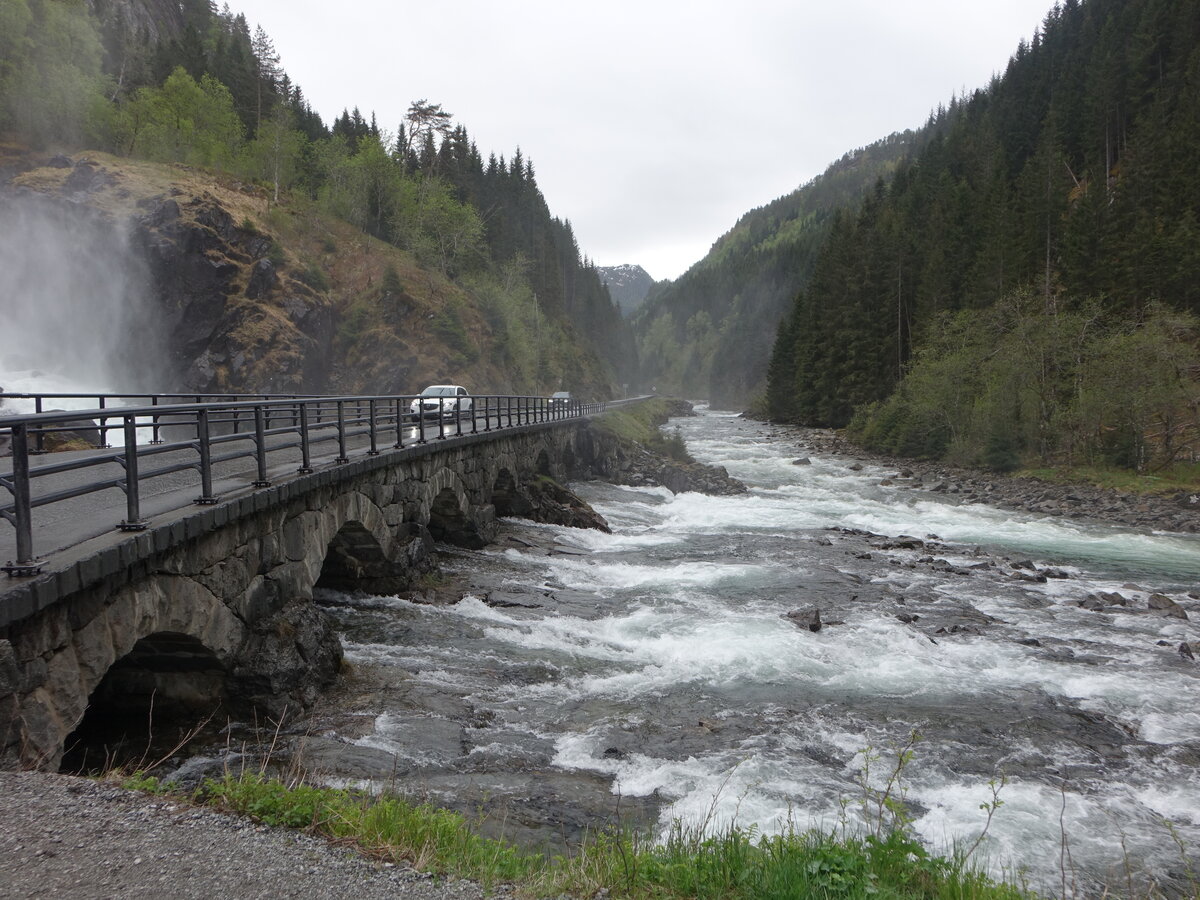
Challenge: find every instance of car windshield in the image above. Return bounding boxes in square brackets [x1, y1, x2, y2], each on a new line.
[552, 392, 570, 399]
[420, 386, 458, 397]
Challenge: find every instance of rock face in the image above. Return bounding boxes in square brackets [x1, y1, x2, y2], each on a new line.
[3, 156, 339, 396]
[85, 0, 186, 46]
[597, 263, 656, 317]
[494, 474, 611, 532]
[576, 428, 745, 495]
[131, 193, 336, 393]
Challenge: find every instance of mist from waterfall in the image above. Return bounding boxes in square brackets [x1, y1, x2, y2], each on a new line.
[0, 193, 166, 415]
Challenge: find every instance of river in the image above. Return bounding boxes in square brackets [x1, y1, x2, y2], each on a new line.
[249, 409, 1200, 895]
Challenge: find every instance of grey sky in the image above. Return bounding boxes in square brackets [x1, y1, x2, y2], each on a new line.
[232, 1, 1058, 281]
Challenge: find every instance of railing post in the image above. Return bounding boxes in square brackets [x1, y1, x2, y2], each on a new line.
[2, 424, 41, 575]
[150, 395, 164, 444]
[297, 402, 314, 473]
[118, 415, 147, 531]
[454, 396, 463, 437]
[253, 405, 271, 486]
[483, 396, 491, 432]
[470, 396, 478, 434]
[195, 408, 218, 504]
[394, 399, 405, 449]
[31, 396, 45, 458]
[368, 399, 380, 455]
[437, 403, 446, 440]
[334, 401, 349, 463]
[98, 397, 113, 449]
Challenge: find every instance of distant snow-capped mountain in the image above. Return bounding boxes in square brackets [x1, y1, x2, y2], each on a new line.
[598, 264, 655, 317]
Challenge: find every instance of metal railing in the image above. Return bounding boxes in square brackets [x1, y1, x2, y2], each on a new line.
[0, 391, 624, 576]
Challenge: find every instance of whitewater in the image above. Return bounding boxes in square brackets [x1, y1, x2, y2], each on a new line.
[313, 408, 1200, 896]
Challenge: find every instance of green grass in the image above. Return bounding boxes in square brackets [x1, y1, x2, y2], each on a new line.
[122, 771, 1043, 899]
[593, 398, 695, 463]
[1018, 461, 1200, 495]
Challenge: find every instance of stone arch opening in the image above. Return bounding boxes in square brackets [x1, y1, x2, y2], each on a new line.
[317, 520, 389, 590]
[562, 443, 578, 478]
[535, 449, 552, 477]
[315, 517, 432, 595]
[60, 632, 227, 774]
[491, 468, 527, 518]
[428, 486, 470, 542]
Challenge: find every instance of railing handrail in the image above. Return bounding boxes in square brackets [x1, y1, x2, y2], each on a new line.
[1, 391, 649, 576]
[0, 393, 595, 428]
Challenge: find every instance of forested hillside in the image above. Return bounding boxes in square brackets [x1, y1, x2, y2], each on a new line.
[0, 0, 634, 396]
[634, 132, 918, 408]
[768, 0, 1200, 473]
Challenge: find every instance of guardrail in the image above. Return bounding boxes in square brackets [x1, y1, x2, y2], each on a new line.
[1, 392, 632, 576]
[0, 392, 309, 452]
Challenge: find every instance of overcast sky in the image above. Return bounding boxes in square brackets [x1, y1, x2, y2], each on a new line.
[232, 1, 1058, 281]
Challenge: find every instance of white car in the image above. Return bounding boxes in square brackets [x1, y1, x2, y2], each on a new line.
[410, 384, 472, 420]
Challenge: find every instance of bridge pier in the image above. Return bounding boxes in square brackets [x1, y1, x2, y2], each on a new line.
[1, 422, 598, 770]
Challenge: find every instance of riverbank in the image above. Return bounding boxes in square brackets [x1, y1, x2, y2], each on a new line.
[774, 424, 1200, 535]
[0, 770, 496, 900]
[0, 767, 1036, 900]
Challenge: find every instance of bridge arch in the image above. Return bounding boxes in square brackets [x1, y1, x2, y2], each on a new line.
[28, 575, 244, 770]
[2, 417, 600, 769]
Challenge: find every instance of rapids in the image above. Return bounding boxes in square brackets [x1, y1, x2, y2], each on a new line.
[301, 410, 1199, 894]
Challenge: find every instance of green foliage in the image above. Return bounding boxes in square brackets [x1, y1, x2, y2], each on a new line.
[115, 67, 243, 166]
[296, 261, 330, 292]
[381, 264, 402, 295]
[592, 399, 701, 467]
[0, 0, 110, 148]
[336, 299, 371, 348]
[159, 769, 1036, 900]
[429, 298, 477, 363]
[199, 773, 539, 886]
[240, 106, 306, 201]
[649, 426, 695, 464]
[768, 0, 1200, 455]
[636, 132, 915, 407]
[0, 0, 632, 394]
[391, 173, 485, 277]
[849, 297, 1200, 472]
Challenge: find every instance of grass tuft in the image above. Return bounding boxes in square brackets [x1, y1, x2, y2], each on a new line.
[122, 770, 1050, 899]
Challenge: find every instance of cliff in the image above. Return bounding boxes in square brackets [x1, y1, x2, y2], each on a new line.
[1, 147, 598, 396]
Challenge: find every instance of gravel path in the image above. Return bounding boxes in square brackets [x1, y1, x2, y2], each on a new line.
[0, 771, 503, 900]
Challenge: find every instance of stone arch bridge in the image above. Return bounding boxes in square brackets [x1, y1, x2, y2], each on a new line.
[0, 409, 618, 770]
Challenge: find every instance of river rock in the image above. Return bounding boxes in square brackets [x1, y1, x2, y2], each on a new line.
[1148, 593, 1188, 619]
[1180, 642, 1195, 661]
[785, 607, 822, 632]
[792, 457, 811, 465]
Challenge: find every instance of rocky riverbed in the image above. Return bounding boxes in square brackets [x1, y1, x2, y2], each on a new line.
[781, 424, 1200, 534]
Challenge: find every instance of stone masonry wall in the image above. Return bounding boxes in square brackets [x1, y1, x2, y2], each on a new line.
[0, 423, 586, 769]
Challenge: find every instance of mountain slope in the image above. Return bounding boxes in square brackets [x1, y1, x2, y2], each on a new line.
[598, 264, 656, 317]
[633, 132, 919, 407]
[1, 148, 618, 399]
[2, 0, 634, 400]
[768, 0, 1200, 471]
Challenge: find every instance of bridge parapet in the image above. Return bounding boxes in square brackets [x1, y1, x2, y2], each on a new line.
[0, 394, 650, 770]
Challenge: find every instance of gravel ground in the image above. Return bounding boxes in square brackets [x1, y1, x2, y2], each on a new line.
[0, 771, 506, 900]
